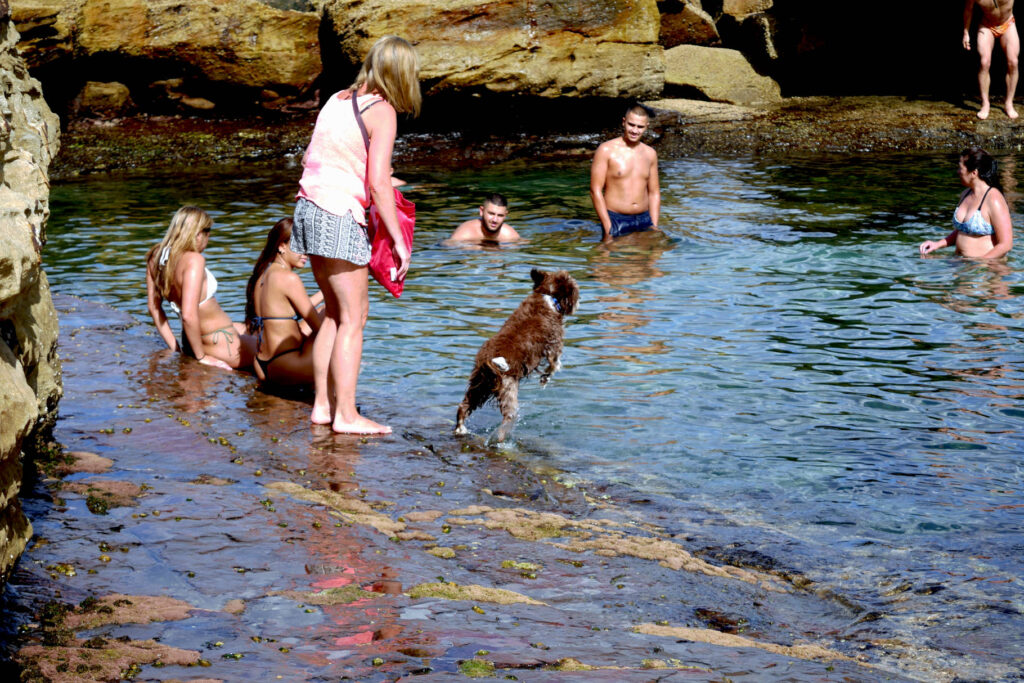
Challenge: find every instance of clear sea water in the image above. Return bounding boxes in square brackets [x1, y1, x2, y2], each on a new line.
[45, 150, 1024, 679]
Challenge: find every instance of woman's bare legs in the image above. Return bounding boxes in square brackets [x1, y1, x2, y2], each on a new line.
[310, 255, 390, 434]
[310, 255, 338, 424]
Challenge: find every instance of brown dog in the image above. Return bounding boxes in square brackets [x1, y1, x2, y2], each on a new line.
[454, 268, 580, 441]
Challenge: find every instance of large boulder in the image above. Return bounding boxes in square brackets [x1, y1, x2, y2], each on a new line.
[12, 0, 321, 114]
[0, 0, 61, 585]
[658, 0, 720, 48]
[321, 0, 664, 98]
[72, 80, 134, 118]
[665, 44, 780, 104]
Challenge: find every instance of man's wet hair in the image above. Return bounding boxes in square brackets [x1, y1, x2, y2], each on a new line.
[484, 193, 508, 208]
[624, 103, 651, 119]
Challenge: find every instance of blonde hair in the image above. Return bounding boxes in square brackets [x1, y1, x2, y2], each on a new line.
[147, 205, 212, 299]
[352, 35, 422, 117]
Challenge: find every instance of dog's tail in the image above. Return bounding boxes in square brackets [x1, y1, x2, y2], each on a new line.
[463, 364, 498, 413]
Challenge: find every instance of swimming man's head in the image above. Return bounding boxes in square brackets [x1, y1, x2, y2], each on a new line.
[479, 193, 509, 234]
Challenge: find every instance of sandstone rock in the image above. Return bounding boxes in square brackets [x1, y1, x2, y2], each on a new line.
[322, 0, 664, 98]
[74, 80, 134, 118]
[716, 11, 778, 66]
[0, 7, 62, 589]
[665, 44, 780, 105]
[8, 0, 71, 69]
[722, 0, 773, 19]
[0, 338, 36, 486]
[0, 496, 31, 584]
[658, 0, 720, 48]
[13, 0, 321, 108]
[180, 96, 216, 112]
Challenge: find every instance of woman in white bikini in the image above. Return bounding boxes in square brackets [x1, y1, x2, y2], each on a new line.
[920, 147, 1015, 258]
[146, 205, 256, 370]
[245, 218, 324, 384]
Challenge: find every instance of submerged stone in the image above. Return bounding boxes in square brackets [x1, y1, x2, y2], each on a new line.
[406, 582, 545, 606]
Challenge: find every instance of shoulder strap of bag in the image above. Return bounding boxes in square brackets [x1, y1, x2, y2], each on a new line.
[351, 93, 384, 203]
[351, 92, 370, 151]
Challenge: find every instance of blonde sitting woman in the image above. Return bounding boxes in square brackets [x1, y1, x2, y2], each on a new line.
[245, 218, 324, 384]
[146, 205, 256, 370]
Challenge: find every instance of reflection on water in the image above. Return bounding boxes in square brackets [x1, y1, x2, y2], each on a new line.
[46, 152, 1024, 677]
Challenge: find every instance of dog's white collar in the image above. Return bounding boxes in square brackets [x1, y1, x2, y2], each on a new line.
[543, 294, 561, 313]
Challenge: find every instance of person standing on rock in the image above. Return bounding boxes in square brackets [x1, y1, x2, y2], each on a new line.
[964, 0, 1020, 119]
[289, 35, 420, 434]
[590, 104, 661, 241]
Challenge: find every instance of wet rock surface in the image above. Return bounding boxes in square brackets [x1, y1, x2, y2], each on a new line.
[49, 95, 1024, 182]
[0, 295, 921, 681]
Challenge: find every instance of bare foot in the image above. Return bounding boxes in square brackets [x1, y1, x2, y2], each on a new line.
[978, 103, 991, 120]
[310, 402, 333, 425]
[332, 414, 392, 435]
[1007, 103, 1019, 119]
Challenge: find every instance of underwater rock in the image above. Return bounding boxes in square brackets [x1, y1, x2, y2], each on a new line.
[54, 451, 113, 476]
[407, 581, 545, 605]
[63, 594, 196, 630]
[634, 622, 858, 664]
[17, 638, 200, 681]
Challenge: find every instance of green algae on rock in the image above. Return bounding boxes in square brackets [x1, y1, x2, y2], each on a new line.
[266, 481, 406, 537]
[458, 657, 496, 677]
[17, 638, 200, 683]
[63, 480, 146, 513]
[447, 505, 787, 590]
[633, 623, 859, 664]
[278, 586, 385, 606]
[407, 581, 545, 606]
[64, 594, 196, 631]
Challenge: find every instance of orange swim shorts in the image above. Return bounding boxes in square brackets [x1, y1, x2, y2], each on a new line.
[983, 14, 1016, 38]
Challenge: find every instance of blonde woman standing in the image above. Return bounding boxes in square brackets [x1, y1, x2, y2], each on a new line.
[146, 205, 256, 370]
[290, 36, 421, 434]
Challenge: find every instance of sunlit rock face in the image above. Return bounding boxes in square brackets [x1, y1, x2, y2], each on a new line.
[321, 0, 665, 98]
[0, 0, 62, 586]
[11, 0, 321, 115]
[665, 44, 780, 104]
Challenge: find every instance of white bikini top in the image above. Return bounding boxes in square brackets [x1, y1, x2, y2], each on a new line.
[161, 247, 217, 315]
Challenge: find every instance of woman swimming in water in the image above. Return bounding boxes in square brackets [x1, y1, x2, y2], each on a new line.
[146, 205, 256, 370]
[245, 218, 324, 384]
[920, 147, 1015, 258]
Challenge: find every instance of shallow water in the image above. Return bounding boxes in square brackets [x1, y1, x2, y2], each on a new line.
[41, 151, 1024, 679]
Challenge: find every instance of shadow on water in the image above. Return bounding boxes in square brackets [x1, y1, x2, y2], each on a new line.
[5, 151, 1024, 681]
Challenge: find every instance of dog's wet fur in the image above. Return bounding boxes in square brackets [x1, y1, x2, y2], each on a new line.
[455, 268, 580, 441]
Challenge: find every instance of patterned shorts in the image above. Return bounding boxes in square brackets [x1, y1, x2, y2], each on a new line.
[291, 197, 371, 266]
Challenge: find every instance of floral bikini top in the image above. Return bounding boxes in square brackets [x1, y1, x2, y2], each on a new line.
[953, 187, 995, 237]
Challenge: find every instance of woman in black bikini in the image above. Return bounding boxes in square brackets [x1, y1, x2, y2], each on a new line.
[146, 205, 256, 370]
[245, 218, 324, 384]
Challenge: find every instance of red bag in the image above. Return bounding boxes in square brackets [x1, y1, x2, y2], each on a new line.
[352, 93, 414, 298]
[367, 188, 414, 297]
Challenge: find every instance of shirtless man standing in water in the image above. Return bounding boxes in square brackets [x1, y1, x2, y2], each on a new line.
[964, 0, 1019, 119]
[590, 104, 661, 242]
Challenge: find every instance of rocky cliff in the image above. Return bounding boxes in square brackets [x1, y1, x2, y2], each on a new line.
[0, 0, 62, 587]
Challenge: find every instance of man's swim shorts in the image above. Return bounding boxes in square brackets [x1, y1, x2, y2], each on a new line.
[607, 210, 654, 238]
